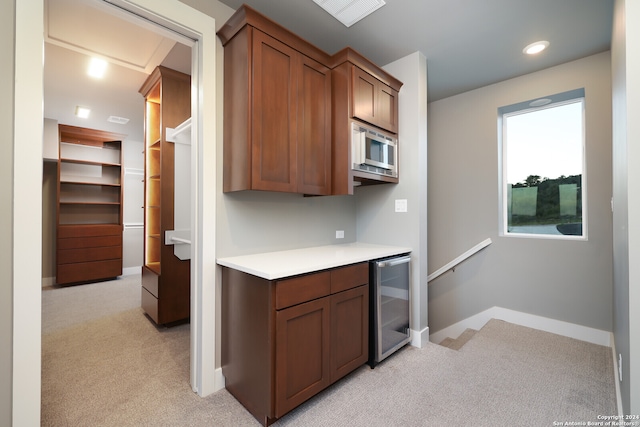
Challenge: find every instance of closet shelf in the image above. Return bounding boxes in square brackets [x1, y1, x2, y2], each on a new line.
[60, 157, 121, 167]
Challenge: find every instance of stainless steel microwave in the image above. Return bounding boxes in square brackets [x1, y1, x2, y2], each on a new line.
[351, 121, 398, 178]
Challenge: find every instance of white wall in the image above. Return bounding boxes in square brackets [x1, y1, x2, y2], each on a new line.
[122, 139, 144, 271]
[612, 0, 640, 414]
[356, 52, 429, 343]
[1, 1, 15, 423]
[428, 52, 613, 335]
[12, 0, 44, 424]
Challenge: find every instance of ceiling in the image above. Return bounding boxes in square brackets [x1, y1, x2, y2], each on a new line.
[43, 0, 613, 142]
[217, 0, 613, 101]
[43, 0, 191, 141]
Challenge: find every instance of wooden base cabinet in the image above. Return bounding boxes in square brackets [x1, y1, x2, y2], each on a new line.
[222, 262, 369, 426]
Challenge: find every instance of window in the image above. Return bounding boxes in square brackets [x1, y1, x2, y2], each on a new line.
[499, 88, 586, 239]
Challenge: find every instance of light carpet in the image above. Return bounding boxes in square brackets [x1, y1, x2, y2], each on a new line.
[41, 279, 616, 426]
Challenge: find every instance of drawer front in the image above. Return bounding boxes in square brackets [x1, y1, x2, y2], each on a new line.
[141, 286, 159, 323]
[57, 224, 122, 238]
[275, 271, 331, 310]
[57, 259, 122, 284]
[58, 234, 122, 250]
[330, 262, 368, 294]
[57, 245, 122, 265]
[142, 266, 159, 298]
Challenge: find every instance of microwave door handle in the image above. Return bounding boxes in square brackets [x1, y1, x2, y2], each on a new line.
[383, 141, 389, 165]
[360, 130, 366, 163]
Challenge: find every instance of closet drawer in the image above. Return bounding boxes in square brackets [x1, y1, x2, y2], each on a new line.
[58, 235, 122, 250]
[57, 245, 122, 265]
[57, 224, 122, 238]
[57, 259, 122, 284]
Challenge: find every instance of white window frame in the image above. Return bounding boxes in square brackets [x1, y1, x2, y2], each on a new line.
[498, 88, 587, 241]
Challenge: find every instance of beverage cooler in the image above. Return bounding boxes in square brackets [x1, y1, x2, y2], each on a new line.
[369, 254, 411, 368]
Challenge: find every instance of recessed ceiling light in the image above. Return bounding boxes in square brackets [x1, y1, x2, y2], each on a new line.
[88, 57, 108, 78]
[75, 106, 91, 119]
[523, 41, 549, 55]
[529, 98, 552, 107]
[313, 0, 386, 27]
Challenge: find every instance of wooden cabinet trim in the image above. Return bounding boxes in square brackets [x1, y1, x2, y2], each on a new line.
[330, 47, 402, 91]
[217, 5, 331, 66]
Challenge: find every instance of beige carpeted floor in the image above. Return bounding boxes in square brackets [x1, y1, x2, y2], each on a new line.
[41, 277, 617, 426]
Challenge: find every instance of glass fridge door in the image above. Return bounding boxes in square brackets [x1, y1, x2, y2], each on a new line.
[374, 255, 411, 362]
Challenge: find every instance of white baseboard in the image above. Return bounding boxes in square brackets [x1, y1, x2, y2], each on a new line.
[429, 306, 612, 347]
[610, 334, 624, 416]
[42, 276, 55, 288]
[122, 266, 142, 277]
[215, 367, 226, 393]
[410, 326, 430, 348]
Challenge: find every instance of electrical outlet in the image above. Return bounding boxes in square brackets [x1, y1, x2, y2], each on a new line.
[619, 353, 623, 382]
[395, 199, 408, 213]
[336, 230, 344, 239]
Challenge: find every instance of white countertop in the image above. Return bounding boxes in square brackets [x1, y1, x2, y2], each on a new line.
[216, 242, 412, 280]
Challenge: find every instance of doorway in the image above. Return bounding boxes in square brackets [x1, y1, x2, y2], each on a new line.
[14, 0, 220, 423]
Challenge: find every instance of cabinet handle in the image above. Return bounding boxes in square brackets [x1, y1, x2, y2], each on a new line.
[376, 255, 411, 268]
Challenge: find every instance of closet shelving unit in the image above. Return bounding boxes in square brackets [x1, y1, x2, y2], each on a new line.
[139, 66, 191, 325]
[56, 124, 126, 285]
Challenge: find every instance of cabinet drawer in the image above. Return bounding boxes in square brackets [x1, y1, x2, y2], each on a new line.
[57, 245, 121, 265]
[58, 224, 122, 238]
[330, 262, 368, 294]
[142, 266, 159, 298]
[141, 286, 159, 323]
[57, 259, 121, 284]
[58, 235, 122, 250]
[275, 271, 331, 310]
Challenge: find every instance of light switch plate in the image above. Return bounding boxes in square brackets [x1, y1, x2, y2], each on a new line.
[336, 230, 345, 239]
[395, 199, 408, 213]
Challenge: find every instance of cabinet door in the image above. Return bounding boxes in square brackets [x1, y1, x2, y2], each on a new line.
[352, 66, 377, 127]
[251, 30, 298, 192]
[297, 55, 332, 195]
[375, 83, 399, 134]
[330, 284, 369, 383]
[275, 297, 330, 418]
[352, 66, 399, 134]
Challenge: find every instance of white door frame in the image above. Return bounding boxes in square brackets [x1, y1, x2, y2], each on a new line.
[14, 0, 219, 424]
[106, 0, 219, 397]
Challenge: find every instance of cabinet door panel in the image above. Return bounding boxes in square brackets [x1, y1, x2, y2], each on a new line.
[252, 30, 298, 192]
[297, 55, 332, 195]
[330, 285, 368, 383]
[376, 84, 399, 134]
[352, 66, 376, 126]
[351, 66, 399, 134]
[275, 297, 330, 418]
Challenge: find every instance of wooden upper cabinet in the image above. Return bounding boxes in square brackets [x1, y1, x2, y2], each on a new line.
[218, 5, 402, 196]
[297, 55, 332, 195]
[219, 7, 332, 195]
[352, 65, 399, 134]
[251, 30, 298, 192]
[331, 49, 403, 194]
